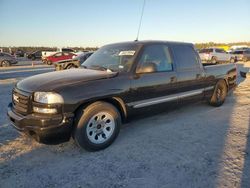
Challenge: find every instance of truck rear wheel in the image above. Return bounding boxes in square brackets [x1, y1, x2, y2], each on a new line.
[209, 80, 227, 107]
[73, 102, 121, 151]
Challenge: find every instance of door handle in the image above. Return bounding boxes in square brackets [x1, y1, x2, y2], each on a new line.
[170, 76, 176, 83]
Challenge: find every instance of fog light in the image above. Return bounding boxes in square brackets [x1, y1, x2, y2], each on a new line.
[33, 107, 57, 114]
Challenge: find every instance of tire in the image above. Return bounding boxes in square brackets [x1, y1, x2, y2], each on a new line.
[211, 57, 217, 64]
[243, 57, 248, 62]
[1, 60, 10, 67]
[47, 60, 52, 65]
[208, 80, 227, 107]
[32, 56, 36, 60]
[73, 101, 121, 151]
[230, 57, 235, 63]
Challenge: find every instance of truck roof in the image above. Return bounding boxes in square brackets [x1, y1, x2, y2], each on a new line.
[104, 40, 193, 47]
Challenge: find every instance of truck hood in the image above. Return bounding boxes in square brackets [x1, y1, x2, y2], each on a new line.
[17, 68, 117, 92]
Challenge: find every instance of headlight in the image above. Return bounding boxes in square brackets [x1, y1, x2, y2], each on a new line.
[34, 92, 64, 104]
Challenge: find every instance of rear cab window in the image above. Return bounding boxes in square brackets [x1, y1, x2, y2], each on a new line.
[171, 44, 200, 71]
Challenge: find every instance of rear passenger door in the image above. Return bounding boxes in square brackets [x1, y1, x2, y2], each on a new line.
[129, 44, 179, 108]
[170, 44, 207, 101]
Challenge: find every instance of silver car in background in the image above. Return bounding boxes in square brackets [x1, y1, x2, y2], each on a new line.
[199, 48, 235, 64]
[0, 52, 18, 67]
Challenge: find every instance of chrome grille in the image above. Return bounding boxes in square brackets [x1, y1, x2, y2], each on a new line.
[12, 89, 30, 115]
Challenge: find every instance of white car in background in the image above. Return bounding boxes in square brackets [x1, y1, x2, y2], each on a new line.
[199, 48, 235, 64]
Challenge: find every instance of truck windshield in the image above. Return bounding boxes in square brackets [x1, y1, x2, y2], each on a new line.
[82, 43, 140, 72]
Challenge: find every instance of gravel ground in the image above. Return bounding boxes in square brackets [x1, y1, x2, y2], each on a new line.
[0, 62, 249, 188]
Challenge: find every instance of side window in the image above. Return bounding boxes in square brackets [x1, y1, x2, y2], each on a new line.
[137, 44, 173, 73]
[55, 53, 62, 57]
[215, 49, 225, 53]
[215, 49, 221, 53]
[172, 44, 200, 70]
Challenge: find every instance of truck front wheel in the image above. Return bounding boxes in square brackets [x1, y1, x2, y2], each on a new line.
[209, 80, 227, 107]
[73, 102, 121, 151]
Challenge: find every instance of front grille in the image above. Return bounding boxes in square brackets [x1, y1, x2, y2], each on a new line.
[12, 89, 31, 115]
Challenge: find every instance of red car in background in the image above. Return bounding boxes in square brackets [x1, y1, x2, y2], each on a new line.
[45, 52, 75, 65]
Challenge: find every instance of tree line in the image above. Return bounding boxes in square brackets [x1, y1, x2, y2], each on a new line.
[1, 42, 250, 53]
[195, 42, 250, 49]
[0, 46, 99, 53]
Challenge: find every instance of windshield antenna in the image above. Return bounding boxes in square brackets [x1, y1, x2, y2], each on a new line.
[135, 0, 146, 41]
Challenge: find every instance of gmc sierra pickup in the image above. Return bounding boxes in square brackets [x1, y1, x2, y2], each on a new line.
[7, 41, 237, 151]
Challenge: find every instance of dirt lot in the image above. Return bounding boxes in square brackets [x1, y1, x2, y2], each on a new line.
[0, 62, 249, 188]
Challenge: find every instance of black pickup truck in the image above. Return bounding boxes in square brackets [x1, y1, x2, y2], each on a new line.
[7, 41, 237, 151]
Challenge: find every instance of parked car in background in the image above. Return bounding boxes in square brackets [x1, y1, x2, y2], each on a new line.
[0, 52, 18, 67]
[74, 51, 94, 63]
[45, 52, 75, 65]
[27, 50, 42, 60]
[15, 49, 25, 57]
[230, 49, 250, 62]
[55, 52, 94, 71]
[199, 48, 235, 64]
[41, 48, 75, 63]
[228, 45, 249, 52]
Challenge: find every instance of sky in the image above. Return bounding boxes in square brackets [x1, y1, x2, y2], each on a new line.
[0, 0, 250, 47]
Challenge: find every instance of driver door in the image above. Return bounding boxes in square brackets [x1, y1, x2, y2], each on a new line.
[129, 44, 178, 109]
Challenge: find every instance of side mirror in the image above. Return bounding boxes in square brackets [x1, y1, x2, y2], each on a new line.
[136, 62, 157, 74]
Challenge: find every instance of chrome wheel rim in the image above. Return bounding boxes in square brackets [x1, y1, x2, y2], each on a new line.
[86, 112, 115, 144]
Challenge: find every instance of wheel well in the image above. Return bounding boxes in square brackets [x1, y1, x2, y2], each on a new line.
[74, 97, 127, 123]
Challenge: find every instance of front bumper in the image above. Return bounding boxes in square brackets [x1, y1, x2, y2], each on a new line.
[7, 103, 74, 144]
